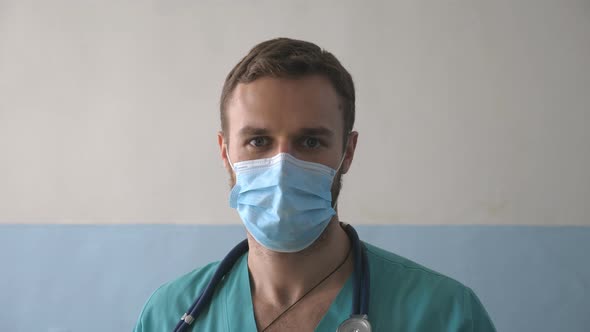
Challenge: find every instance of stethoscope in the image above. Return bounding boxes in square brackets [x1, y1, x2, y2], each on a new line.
[173, 223, 371, 332]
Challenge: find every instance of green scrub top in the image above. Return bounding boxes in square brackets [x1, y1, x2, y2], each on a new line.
[134, 242, 496, 331]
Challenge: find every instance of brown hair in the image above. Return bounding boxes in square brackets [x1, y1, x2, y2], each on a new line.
[220, 38, 355, 142]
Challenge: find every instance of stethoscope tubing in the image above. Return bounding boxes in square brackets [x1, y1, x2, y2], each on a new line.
[173, 239, 249, 332]
[350, 223, 363, 315]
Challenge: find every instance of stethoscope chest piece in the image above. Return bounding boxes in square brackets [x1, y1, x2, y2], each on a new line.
[336, 314, 372, 332]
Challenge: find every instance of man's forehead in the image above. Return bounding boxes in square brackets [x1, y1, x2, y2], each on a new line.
[227, 76, 344, 135]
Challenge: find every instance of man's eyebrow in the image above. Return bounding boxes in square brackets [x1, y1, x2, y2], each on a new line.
[237, 126, 335, 137]
[298, 127, 334, 137]
[238, 126, 271, 136]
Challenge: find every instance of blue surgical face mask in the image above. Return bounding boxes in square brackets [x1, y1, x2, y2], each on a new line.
[228, 152, 344, 253]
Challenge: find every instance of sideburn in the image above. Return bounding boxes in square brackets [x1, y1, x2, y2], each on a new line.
[330, 169, 344, 210]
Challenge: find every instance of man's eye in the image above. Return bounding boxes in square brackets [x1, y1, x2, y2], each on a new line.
[249, 137, 268, 147]
[302, 137, 321, 149]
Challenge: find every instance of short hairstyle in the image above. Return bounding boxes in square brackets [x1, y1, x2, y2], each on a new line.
[220, 38, 355, 142]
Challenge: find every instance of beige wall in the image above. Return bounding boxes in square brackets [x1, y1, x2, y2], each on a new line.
[1, 0, 588, 225]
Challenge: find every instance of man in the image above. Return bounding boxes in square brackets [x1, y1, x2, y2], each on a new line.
[134, 38, 496, 331]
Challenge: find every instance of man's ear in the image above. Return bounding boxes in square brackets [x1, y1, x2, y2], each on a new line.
[341, 131, 358, 174]
[218, 131, 231, 171]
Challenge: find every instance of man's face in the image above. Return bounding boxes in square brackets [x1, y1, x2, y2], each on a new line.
[218, 75, 358, 203]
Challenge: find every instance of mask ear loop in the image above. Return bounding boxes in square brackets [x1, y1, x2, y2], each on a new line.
[225, 144, 236, 171]
[335, 132, 352, 173]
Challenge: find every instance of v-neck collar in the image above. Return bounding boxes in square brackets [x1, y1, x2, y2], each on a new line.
[314, 274, 353, 331]
[223, 252, 354, 332]
[223, 252, 258, 330]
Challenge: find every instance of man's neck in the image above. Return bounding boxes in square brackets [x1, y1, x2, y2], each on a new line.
[246, 218, 353, 308]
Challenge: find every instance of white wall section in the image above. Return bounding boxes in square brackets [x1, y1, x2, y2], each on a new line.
[0, 0, 588, 225]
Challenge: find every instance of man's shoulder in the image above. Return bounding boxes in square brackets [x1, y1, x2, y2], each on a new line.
[365, 243, 469, 300]
[147, 260, 221, 305]
[364, 242, 496, 331]
[134, 260, 222, 331]
[363, 242, 460, 278]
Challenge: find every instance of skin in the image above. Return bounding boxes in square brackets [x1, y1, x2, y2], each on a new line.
[217, 75, 359, 331]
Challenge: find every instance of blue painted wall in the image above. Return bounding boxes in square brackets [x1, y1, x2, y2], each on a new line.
[1, 225, 588, 332]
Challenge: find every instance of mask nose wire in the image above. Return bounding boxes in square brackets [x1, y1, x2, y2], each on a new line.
[227, 133, 351, 174]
